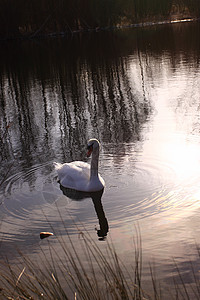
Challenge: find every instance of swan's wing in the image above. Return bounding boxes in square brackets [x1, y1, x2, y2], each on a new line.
[54, 161, 91, 190]
[71, 161, 90, 176]
[55, 161, 90, 179]
[54, 161, 105, 192]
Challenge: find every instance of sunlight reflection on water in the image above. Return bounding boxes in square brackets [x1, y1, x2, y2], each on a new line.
[1, 21, 200, 296]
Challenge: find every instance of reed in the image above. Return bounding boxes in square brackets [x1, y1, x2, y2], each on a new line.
[1, 218, 200, 299]
[0, 224, 148, 299]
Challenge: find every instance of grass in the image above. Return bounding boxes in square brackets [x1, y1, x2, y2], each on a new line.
[0, 224, 146, 300]
[1, 216, 200, 300]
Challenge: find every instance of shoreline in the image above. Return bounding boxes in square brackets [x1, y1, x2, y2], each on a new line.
[0, 17, 199, 43]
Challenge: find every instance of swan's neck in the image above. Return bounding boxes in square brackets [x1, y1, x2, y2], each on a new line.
[90, 148, 99, 179]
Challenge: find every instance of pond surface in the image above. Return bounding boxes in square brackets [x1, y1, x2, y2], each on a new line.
[1, 20, 200, 297]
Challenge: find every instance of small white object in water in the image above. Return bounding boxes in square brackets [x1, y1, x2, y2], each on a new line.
[40, 232, 54, 239]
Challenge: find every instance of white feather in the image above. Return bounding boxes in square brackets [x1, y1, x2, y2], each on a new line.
[54, 139, 105, 192]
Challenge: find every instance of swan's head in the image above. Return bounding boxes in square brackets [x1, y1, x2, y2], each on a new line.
[87, 138, 100, 157]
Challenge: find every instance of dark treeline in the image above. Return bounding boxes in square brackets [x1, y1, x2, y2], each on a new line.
[0, 0, 199, 39]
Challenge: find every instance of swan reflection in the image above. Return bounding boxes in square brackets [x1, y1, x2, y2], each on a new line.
[60, 186, 109, 240]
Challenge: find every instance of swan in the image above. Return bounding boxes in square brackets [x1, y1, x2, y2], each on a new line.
[54, 138, 105, 192]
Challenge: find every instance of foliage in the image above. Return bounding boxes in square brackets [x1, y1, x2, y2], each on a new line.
[181, 0, 200, 15]
[0, 0, 199, 39]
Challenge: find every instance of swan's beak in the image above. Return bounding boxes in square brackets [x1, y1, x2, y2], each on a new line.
[87, 145, 93, 157]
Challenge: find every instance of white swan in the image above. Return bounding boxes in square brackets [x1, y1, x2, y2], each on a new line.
[54, 138, 105, 192]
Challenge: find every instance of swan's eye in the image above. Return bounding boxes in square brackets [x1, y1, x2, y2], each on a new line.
[87, 144, 93, 150]
[87, 144, 93, 157]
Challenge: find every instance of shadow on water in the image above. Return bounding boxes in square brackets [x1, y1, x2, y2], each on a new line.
[60, 186, 109, 241]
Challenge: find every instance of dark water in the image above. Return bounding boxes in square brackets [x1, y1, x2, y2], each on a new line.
[1, 20, 200, 296]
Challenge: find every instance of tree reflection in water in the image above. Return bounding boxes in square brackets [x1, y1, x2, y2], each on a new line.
[1, 22, 199, 186]
[60, 186, 108, 240]
[0, 33, 152, 175]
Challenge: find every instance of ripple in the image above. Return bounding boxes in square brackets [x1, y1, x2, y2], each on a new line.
[1, 152, 200, 241]
[0, 161, 109, 255]
[1, 162, 62, 220]
[103, 152, 200, 225]
[0, 161, 100, 239]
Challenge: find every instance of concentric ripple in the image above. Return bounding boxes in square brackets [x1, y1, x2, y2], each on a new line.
[102, 150, 200, 226]
[1, 143, 200, 252]
[1, 162, 62, 220]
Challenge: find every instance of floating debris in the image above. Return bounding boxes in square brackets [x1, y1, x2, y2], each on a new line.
[40, 232, 54, 239]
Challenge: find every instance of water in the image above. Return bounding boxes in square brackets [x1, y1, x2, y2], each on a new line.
[1, 20, 200, 295]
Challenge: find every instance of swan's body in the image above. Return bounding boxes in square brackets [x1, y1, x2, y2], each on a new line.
[54, 139, 105, 192]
